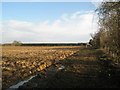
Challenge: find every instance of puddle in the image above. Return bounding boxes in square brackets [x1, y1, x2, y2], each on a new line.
[58, 65, 65, 70]
[6, 65, 65, 89]
[7, 75, 37, 90]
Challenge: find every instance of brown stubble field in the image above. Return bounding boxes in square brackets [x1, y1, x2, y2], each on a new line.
[2, 46, 82, 88]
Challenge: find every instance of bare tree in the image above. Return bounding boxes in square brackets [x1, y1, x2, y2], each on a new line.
[90, 0, 120, 61]
[12, 40, 22, 46]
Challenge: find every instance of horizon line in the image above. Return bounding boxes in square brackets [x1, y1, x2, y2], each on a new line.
[1, 42, 87, 44]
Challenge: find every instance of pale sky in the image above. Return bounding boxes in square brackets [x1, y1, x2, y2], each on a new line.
[1, 2, 99, 43]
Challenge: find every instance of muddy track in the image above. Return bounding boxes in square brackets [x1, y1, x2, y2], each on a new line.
[16, 48, 120, 88]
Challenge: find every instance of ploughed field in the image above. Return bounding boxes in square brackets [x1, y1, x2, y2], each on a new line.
[2, 46, 81, 88]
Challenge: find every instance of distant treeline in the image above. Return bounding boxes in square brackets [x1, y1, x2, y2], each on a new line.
[2, 43, 86, 46]
[22, 43, 86, 46]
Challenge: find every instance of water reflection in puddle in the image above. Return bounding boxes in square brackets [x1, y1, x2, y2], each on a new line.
[58, 65, 65, 70]
[7, 75, 37, 90]
[7, 65, 65, 89]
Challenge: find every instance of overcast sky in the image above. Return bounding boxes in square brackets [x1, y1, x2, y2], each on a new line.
[1, 2, 98, 43]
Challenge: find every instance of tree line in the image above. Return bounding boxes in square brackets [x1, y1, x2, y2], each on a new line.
[89, 1, 120, 62]
[2, 41, 86, 46]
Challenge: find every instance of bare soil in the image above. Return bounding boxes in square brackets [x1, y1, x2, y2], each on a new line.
[17, 47, 120, 88]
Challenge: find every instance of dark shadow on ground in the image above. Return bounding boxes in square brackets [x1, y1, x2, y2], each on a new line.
[17, 48, 120, 88]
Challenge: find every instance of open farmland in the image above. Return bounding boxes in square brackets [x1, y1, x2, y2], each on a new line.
[2, 46, 81, 88]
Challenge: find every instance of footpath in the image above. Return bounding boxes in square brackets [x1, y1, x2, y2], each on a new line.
[18, 48, 120, 88]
